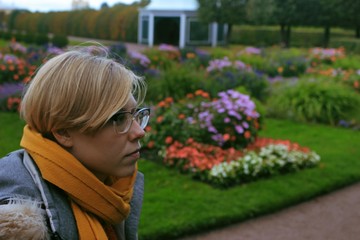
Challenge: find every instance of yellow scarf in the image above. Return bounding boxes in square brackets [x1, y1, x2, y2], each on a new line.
[20, 125, 136, 240]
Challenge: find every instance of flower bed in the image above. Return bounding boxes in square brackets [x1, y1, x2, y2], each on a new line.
[161, 137, 320, 188]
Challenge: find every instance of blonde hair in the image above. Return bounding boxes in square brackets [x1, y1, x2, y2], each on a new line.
[20, 43, 146, 134]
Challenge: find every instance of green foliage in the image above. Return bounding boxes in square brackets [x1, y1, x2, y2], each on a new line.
[330, 37, 360, 54]
[145, 63, 205, 103]
[51, 34, 69, 48]
[34, 33, 49, 46]
[23, 32, 35, 44]
[205, 69, 270, 101]
[331, 53, 360, 69]
[142, 48, 180, 71]
[266, 79, 360, 125]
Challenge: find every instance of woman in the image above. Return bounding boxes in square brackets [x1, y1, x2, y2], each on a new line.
[0, 44, 149, 239]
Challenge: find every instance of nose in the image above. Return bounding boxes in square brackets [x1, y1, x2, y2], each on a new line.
[129, 120, 146, 139]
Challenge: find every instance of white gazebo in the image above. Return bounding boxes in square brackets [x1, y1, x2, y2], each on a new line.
[137, 0, 227, 48]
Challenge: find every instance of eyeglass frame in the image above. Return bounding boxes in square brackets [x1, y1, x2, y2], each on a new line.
[110, 107, 150, 134]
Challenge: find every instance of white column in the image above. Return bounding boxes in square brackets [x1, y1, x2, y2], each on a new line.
[211, 22, 218, 47]
[179, 14, 186, 49]
[148, 13, 154, 47]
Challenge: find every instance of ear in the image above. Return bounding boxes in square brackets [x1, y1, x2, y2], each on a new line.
[51, 129, 73, 148]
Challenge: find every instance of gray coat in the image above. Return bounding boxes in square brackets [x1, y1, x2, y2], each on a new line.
[0, 149, 144, 240]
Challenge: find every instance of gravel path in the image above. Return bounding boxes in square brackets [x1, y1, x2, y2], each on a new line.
[179, 182, 360, 240]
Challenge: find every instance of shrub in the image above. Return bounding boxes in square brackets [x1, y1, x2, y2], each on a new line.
[144, 89, 262, 154]
[23, 32, 35, 44]
[205, 57, 270, 101]
[143, 44, 181, 71]
[145, 63, 204, 103]
[51, 34, 68, 48]
[34, 33, 49, 46]
[266, 79, 360, 125]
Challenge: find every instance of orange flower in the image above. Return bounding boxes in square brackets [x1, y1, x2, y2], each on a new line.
[147, 141, 155, 149]
[186, 93, 194, 99]
[165, 136, 173, 144]
[354, 81, 359, 89]
[244, 131, 251, 139]
[223, 133, 230, 141]
[277, 66, 283, 74]
[195, 89, 204, 96]
[201, 92, 210, 98]
[156, 116, 164, 123]
[186, 52, 196, 59]
[158, 101, 166, 107]
[178, 113, 186, 119]
[145, 126, 152, 132]
[165, 97, 173, 103]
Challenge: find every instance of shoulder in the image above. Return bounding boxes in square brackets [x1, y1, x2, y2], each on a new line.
[0, 149, 41, 201]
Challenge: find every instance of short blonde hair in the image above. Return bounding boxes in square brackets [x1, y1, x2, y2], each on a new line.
[20, 44, 146, 134]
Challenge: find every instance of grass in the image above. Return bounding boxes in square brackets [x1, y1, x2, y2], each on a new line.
[138, 118, 360, 239]
[2, 112, 359, 239]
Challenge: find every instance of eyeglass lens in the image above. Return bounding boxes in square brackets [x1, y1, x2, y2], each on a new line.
[114, 108, 150, 134]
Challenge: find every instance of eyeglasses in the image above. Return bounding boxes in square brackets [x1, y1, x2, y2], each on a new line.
[111, 107, 150, 134]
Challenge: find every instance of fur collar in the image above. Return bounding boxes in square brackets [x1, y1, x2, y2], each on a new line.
[0, 198, 50, 240]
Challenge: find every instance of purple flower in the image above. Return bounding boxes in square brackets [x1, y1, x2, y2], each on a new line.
[2, 54, 19, 63]
[224, 117, 231, 123]
[244, 47, 261, 55]
[206, 57, 232, 72]
[158, 44, 178, 52]
[0, 83, 24, 99]
[235, 125, 244, 134]
[47, 46, 64, 55]
[128, 51, 151, 67]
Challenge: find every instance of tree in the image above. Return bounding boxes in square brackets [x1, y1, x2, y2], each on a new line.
[100, 2, 109, 9]
[197, 0, 248, 43]
[246, 0, 276, 26]
[272, 0, 298, 47]
[315, 0, 343, 47]
[338, 0, 360, 38]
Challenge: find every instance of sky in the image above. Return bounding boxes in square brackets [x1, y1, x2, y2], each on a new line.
[0, 0, 137, 12]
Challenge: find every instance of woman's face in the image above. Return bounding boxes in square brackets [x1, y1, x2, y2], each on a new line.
[66, 96, 146, 181]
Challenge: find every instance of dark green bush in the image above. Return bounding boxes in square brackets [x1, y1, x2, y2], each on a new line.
[23, 32, 35, 44]
[2, 31, 12, 40]
[51, 34, 69, 48]
[34, 33, 49, 45]
[146, 63, 204, 103]
[205, 70, 270, 101]
[13, 32, 24, 42]
[231, 26, 279, 46]
[266, 79, 360, 125]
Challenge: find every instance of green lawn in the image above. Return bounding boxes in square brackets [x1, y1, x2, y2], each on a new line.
[1, 112, 359, 239]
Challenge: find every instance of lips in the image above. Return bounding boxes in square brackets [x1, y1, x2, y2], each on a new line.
[126, 148, 141, 157]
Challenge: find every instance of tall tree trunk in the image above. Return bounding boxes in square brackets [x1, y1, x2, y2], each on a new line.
[285, 25, 291, 48]
[323, 26, 330, 48]
[280, 24, 286, 47]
